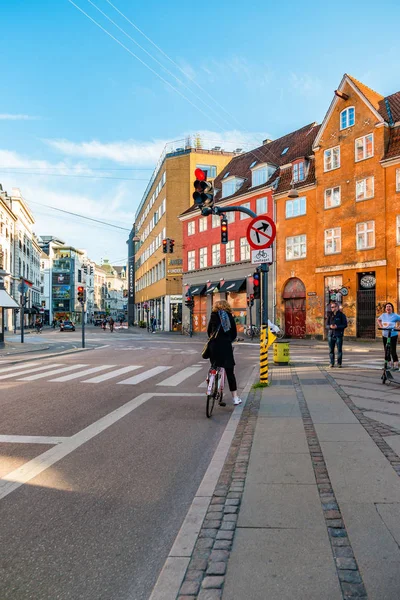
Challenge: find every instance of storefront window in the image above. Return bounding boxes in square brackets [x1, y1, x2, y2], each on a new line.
[171, 302, 182, 331]
[193, 295, 207, 332]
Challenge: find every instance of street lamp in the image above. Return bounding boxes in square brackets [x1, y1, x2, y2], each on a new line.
[288, 185, 299, 199]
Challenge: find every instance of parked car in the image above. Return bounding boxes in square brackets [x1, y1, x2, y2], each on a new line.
[60, 320, 75, 332]
[94, 318, 103, 326]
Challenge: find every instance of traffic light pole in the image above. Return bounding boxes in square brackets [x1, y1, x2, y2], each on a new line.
[82, 303, 85, 348]
[189, 306, 193, 338]
[260, 263, 269, 385]
[20, 295, 25, 344]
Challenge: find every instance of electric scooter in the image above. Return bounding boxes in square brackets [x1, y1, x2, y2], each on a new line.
[379, 327, 400, 386]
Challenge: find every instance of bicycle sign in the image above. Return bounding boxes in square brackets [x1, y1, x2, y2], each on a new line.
[246, 215, 276, 250]
[251, 248, 273, 265]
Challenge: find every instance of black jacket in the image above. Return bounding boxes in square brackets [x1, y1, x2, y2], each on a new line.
[207, 311, 237, 368]
[327, 311, 348, 336]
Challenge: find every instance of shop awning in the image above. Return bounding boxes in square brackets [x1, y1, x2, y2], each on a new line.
[187, 284, 206, 296]
[0, 289, 19, 309]
[205, 282, 220, 294]
[219, 279, 246, 293]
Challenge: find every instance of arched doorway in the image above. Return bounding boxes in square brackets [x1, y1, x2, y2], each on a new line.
[283, 278, 306, 338]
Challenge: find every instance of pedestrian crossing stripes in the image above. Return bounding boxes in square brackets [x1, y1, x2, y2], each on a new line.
[0, 363, 65, 380]
[156, 366, 203, 387]
[117, 366, 171, 385]
[19, 364, 88, 381]
[83, 365, 141, 383]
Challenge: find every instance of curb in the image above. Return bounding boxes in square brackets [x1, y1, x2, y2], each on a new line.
[0, 346, 93, 365]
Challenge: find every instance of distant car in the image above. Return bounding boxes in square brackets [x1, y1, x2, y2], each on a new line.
[60, 320, 75, 332]
[94, 318, 103, 326]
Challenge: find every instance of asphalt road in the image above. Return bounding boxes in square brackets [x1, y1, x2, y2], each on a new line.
[0, 333, 256, 600]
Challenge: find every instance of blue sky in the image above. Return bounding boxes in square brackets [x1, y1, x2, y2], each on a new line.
[1, 0, 399, 262]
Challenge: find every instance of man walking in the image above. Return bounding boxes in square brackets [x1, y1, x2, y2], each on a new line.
[327, 301, 348, 368]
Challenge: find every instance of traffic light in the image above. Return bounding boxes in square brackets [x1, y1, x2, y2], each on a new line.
[185, 295, 194, 309]
[169, 239, 175, 253]
[77, 286, 84, 304]
[253, 270, 260, 300]
[247, 294, 254, 307]
[162, 239, 168, 253]
[193, 168, 214, 208]
[221, 217, 228, 244]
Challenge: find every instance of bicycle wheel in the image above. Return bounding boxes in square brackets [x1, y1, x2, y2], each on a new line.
[206, 373, 217, 418]
[276, 329, 284, 340]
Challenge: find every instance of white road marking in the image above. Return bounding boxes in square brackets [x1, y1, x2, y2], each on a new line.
[83, 365, 142, 383]
[0, 361, 40, 373]
[118, 366, 171, 385]
[0, 435, 68, 445]
[198, 381, 207, 388]
[94, 345, 110, 350]
[0, 363, 64, 381]
[157, 366, 203, 387]
[18, 364, 88, 381]
[49, 365, 116, 382]
[0, 393, 203, 500]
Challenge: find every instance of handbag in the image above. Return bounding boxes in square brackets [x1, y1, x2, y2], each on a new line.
[202, 325, 221, 360]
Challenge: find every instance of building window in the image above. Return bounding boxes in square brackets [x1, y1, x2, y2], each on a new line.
[188, 221, 195, 235]
[212, 244, 220, 266]
[340, 107, 355, 130]
[324, 186, 341, 209]
[324, 146, 340, 171]
[396, 168, 400, 192]
[222, 178, 244, 198]
[286, 235, 307, 260]
[292, 161, 305, 183]
[325, 228, 342, 254]
[240, 202, 251, 219]
[356, 176, 374, 201]
[286, 197, 306, 218]
[196, 164, 217, 178]
[161, 198, 166, 215]
[356, 221, 375, 250]
[397, 216, 400, 245]
[199, 217, 208, 232]
[212, 214, 220, 228]
[252, 166, 267, 187]
[226, 211, 235, 224]
[161, 171, 166, 186]
[256, 197, 267, 215]
[188, 251, 195, 271]
[355, 134, 373, 162]
[199, 247, 208, 268]
[226, 240, 235, 263]
[240, 237, 250, 261]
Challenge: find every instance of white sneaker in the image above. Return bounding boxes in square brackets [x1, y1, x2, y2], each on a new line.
[233, 397, 242, 406]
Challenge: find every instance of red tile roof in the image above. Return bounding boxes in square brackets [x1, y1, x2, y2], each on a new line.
[385, 126, 400, 160]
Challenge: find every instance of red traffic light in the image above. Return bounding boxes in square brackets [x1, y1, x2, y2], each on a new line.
[77, 286, 84, 293]
[194, 168, 206, 181]
[253, 274, 260, 286]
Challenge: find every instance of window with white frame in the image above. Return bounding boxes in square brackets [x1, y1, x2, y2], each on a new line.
[240, 237, 250, 261]
[187, 250, 195, 271]
[292, 161, 305, 183]
[196, 164, 217, 178]
[187, 221, 195, 235]
[324, 146, 340, 171]
[226, 211, 235, 224]
[355, 134, 373, 162]
[212, 244, 221, 265]
[256, 197, 267, 215]
[240, 202, 251, 219]
[199, 247, 208, 268]
[222, 177, 244, 198]
[286, 197, 306, 218]
[356, 221, 375, 249]
[325, 228, 341, 254]
[356, 176, 374, 201]
[161, 171, 166, 186]
[396, 168, 400, 192]
[286, 235, 307, 260]
[226, 240, 235, 263]
[340, 107, 355, 130]
[161, 198, 166, 214]
[199, 217, 208, 232]
[324, 186, 341, 209]
[252, 166, 268, 187]
[397, 216, 400, 244]
[212, 214, 220, 228]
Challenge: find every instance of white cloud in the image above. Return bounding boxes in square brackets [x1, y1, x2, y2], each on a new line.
[0, 114, 40, 120]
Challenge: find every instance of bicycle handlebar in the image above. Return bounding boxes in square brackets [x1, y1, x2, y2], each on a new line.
[378, 327, 400, 331]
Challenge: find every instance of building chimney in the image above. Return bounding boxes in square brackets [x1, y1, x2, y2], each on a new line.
[263, 138, 273, 145]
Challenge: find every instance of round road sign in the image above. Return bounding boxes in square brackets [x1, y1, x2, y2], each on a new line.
[246, 215, 276, 250]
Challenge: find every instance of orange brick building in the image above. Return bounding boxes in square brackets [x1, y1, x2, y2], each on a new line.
[275, 74, 400, 339]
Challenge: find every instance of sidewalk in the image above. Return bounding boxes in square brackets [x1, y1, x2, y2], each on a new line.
[175, 363, 400, 599]
[0, 341, 50, 357]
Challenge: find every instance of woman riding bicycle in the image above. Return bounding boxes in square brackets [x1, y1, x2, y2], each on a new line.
[207, 300, 242, 406]
[377, 302, 400, 370]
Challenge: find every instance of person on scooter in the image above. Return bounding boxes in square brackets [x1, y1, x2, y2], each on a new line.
[377, 303, 400, 370]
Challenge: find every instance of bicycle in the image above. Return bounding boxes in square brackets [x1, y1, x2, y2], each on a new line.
[206, 365, 225, 418]
[182, 323, 192, 337]
[275, 326, 285, 340]
[244, 324, 260, 338]
[379, 327, 400, 386]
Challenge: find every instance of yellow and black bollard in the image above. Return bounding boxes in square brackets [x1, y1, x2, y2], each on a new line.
[260, 324, 269, 384]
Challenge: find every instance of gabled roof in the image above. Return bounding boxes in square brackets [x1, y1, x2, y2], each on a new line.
[347, 75, 384, 114]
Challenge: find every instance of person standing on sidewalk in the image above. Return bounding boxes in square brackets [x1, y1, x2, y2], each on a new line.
[207, 300, 242, 406]
[377, 302, 400, 370]
[327, 301, 348, 368]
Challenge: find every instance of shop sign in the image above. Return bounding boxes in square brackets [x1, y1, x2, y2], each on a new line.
[168, 268, 182, 274]
[169, 259, 183, 265]
[251, 248, 273, 265]
[340, 287, 349, 296]
[170, 295, 182, 302]
[307, 292, 317, 296]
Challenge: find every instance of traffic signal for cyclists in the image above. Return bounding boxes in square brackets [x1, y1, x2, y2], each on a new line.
[77, 286, 84, 304]
[253, 270, 260, 300]
[193, 168, 214, 208]
[185, 295, 194, 309]
[169, 239, 175, 253]
[221, 217, 228, 244]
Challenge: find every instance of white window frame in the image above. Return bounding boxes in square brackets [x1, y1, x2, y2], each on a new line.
[187, 250, 195, 271]
[226, 211, 235, 224]
[212, 214, 220, 228]
[225, 240, 235, 263]
[222, 177, 244, 198]
[340, 107, 355, 130]
[256, 197, 267, 215]
[285, 235, 307, 260]
[286, 197, 306, 218]
[212, 243, 220, 266]
[199, 247, 208, 269]
[324, 186, 341, 209]
[324, 228, 342, 255]
[240, 202, 251, 219]
[324, 146, 340, 172]
[397, 216, 400, 245]
[199, 217, 208, 232]
[240, 237, 250, 261]
[356, 176, 374, 201]
[251, 165, 268, 187]
[356, 221, 375, 250]
[396, 168, 400, 192]
[355, 133, 374, 162]
[292, 161, 305, 183]
[187, 221, 195, 236]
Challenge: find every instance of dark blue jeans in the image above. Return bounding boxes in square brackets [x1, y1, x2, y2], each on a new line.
[328, 333, 343, 366]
